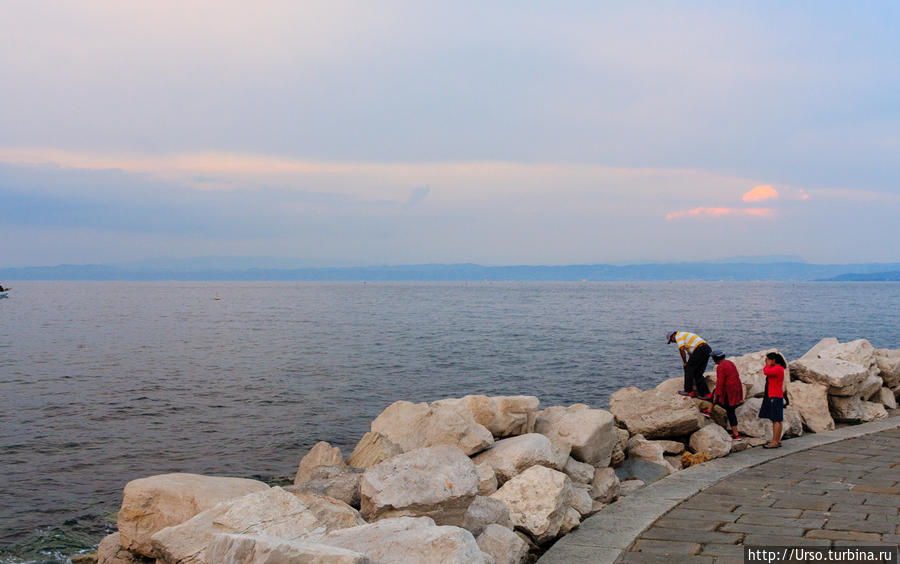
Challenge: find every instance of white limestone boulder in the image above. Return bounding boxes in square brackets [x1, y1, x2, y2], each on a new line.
[878, 387, 897, 409]
[476, 524, 529, 564]
[618, 479, 645, 497]
[97, 532, 147, 564]
[346, 432, 403, 468]
[371, 401, 494, 456]
[320, 516, 485, 564]
[609, 387, 702, 439]
[207, 534, 366, 564]
[476, 462, 498, 496]
[830, 338, 878, 374]
[489, 465, 573, 544]
[570, 484, 593, 516]
[590, 467, 620, 504]
[117, 473, 269, 558]
[295, 441, 346, 484]
[287, 466, 363, 509]
[688, 425, 732, 459]
[862, 401, 888, 422]
[471, 433, 555, 484]
[859, 373, 884, 400]
[534, 404, 615, 466]
[625, 434, 675, 473]
[786, 380, 834, 433]
[791, 339, 870, 396]
[359, 445, 479, 526]
[655, 440, 685, 455]
[559, 507, 581, 535]
[462, 496, 513, 537]
[829, 395, 864, 422]
[735, 397, 796, 440]
[610, 427, 629, 467]
[432, 395, 540, 438]
[783, 406, 804, 438]
[150, 487, 361, 564]
[875, 348, 900, 387]
[563, 457, 595, 484]
[654, 377, 684, 396]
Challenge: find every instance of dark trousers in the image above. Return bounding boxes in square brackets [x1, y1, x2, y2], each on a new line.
[724, 405, 738, 428]
[683, 343, 711, 396]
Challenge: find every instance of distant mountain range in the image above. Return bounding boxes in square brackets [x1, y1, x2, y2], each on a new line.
[3, 260, 900, 281]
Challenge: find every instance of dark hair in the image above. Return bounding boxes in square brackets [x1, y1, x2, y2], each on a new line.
[766, 352, 787, 368]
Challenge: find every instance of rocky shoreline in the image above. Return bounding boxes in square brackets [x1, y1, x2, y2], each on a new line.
[83, 338, 900, 564]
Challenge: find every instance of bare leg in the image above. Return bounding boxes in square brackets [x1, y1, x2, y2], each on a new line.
[769, 421, 782, 446]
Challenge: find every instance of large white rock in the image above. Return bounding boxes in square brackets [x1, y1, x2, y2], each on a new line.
[625, 434, 675, 473]
[858, 373, 884, 400]
[786, 380, 834, 433]
[476, 524, 529, 564]
[534, 404, 615, 465]
[462, 496, 513, 537]
[371, 401, 494, 456]
[875, 349, 900, 387]
[360, 445, 479, 525]
[321, 516, 485, 564]
[735, 398, 783, 440]
[688, 425, 732, 459]
[150, 487, 361, 564]
[862, 401, 888, 422]
[878, 387, 898, 409]
[117, 473, 269, 558]
[570, 484, 593, 516]
[562, 457, 595, 484]
[287, 466, 363, 509]
[783, 406, 804, 438]
[559, 507, 581, 535]
[654, 377, 685, 396]
[829, 395, 864, 422]
[609, 387, 702, 439]
[791, 338, 873, 396]
[830, 338, 878, 374]
[590, 467, 619, 504]
[471, 433, 555, 484]
[295, 441, 346, 484]
[610, 427, 629, 467]
[346, 432, 403, 468]
[207, 534, 366, 564]
[476, 463, 498, 496]
[489, 465, 573, 544]
[433, 395, 540, 438]
[97, 532, 147, 564]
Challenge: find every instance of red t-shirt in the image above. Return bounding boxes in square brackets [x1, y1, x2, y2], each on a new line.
[763, 364, 784, 398]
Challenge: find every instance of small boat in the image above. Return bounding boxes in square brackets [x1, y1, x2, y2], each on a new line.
[0, 291, 8, 299]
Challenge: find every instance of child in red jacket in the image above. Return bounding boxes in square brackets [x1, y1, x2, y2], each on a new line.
[760, 352, 787, 448]
[711, 351, 744, 439]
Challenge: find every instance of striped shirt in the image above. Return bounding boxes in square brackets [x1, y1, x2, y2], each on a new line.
[675, 331, 706, 354]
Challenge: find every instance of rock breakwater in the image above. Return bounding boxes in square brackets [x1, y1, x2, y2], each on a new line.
[93, 338, 899, 564]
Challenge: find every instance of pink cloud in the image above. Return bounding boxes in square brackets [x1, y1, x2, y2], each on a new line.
[742, 185, 779, 202]
[666, 206, 774, 220]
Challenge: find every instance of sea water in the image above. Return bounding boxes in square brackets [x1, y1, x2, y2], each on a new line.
[1, 281, 899, 562]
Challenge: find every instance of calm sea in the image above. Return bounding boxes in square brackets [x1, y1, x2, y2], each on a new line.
[2, 281, 899, 562]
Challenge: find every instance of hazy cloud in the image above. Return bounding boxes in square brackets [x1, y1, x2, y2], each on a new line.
[742, 185, 779, 202]
[666, 207, 775, 220]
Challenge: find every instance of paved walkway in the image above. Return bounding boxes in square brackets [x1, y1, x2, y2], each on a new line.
[540, 416, 900, 564]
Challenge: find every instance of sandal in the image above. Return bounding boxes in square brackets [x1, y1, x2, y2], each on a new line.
[762, 443, 782, 449]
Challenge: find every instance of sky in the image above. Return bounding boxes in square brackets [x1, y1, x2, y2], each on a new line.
[1, 1, 899, 267]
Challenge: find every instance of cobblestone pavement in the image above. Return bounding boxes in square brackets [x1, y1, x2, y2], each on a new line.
[618, 428, 900, 563]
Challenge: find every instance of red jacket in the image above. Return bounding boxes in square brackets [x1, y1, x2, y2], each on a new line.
[714, 359, 744, 407]
[764, 364, 785, 398]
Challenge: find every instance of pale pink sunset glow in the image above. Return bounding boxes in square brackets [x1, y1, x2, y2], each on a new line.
[666, 206, 775, 220]
[742, 185, 779, 202]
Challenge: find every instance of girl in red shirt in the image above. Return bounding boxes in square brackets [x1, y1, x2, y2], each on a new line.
[759, 352, 786, 448]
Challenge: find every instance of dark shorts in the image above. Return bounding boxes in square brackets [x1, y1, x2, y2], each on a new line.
[758, 396, 784, 422]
